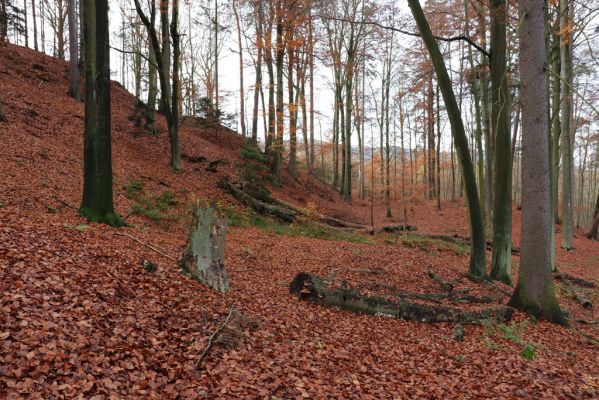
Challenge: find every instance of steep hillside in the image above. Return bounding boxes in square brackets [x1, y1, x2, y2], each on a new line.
[1, 44, 599, 398]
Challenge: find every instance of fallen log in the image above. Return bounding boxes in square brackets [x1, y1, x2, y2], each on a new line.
[556, 276, 593, 309]
[427, 270, 455, 292]
[376, 225, 418, 233]
[554, 272, 597, 288]
[182, 153, 207, 163]
[424, 234, 521, 254]
[218, 178, 299, 222]
[290, 273, 513, 324]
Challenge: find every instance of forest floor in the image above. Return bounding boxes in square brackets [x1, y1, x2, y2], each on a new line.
[1, 44, 599, 399]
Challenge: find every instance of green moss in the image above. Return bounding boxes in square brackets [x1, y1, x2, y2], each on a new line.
[78, 207, 124, 227]
[508, 283, 569, 326]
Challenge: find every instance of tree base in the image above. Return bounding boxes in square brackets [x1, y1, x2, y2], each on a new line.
[508, 284, 569, 326]
[79, 207, 124, 227]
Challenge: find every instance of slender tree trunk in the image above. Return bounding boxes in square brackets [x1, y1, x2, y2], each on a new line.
[67, 0, 79, 100]
[408, 0, 486, 277]
[32, 0, 38, 51]
[308, 5, 315, 169]
[560, 0, 574, 249]
[79, 0, 121, 226]
[251, 0, 264, 142]
[508, 0, 565, 325]
[232, 0, 246, 137]
[288, 28, 297, 175]
[147, 37, 158, 134]
[170, 0, 181, 170]
[272, 0, 284, 181]
[489, 0, 512, 285]
[427, 73, 435, 201]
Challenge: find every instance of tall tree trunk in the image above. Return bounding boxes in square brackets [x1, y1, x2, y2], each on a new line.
[147, 35, 158, 134]
[79, 0, 121, 226]
[427, 73, 435, 201]
[508, 0, 566, 325]
[271, 0, 284, 181]
[308, 5, 315, 169]
[232, 0, 246, 137]
[288, 28, 297, 175]
[170, 0, 180, 170]
[408, 0, 487, 277]
[67, 0, 79, 100]
[489, 0, 512, 285]
[560, 0, 574, 250]
[251, 0, 264, 142]
[32, 0, 38, 51]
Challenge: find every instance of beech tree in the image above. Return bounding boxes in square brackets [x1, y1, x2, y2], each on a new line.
[67, 0, 79, 100]
[508, 0, 565, 324]
[489, 0, 512, 284]
[133, 0, 181, 170]
[79, 0, 122, 226]
[408, 0, 486, 277]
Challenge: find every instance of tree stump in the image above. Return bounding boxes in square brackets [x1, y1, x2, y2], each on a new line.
[180, 207, 229, 292]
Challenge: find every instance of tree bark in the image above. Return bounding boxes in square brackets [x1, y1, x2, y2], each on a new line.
[290, 273, 513, 324]
[560, 0, 574, 250]
[508, 0, 566, 325]
[489, 0, 512, 285]
[79, 0, 121, 226]
[181, 207, 230, 292]
[67, 0, 79, 100]
[408, 0, 487, 277]
[232, 0, 246, 138]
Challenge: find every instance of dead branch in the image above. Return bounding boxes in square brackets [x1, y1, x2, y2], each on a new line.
[195, 307, 236, 369]
[114, 231, 177, 262]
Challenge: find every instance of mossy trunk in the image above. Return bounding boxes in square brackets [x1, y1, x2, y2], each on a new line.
[180, 207, 229, 292]
[508, 0, 566, 325]
[489, 0, 512, 285]
[408, 0, 486, 277]
[79, 0, 122, 227]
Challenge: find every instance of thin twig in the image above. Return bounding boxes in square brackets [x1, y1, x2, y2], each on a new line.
[114, 231, 177, 262]
[195, 307, 236, 369]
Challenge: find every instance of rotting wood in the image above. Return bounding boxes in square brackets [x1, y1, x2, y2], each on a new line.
[557, 276, 593, 309]
[554, 272, 597, 288]
[180, 207, 230, 292]
[427, 270, 455, 291]
[290, 272, 513, 324]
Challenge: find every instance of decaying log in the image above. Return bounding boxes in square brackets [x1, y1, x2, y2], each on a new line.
[180, 207, 230, 292]
[554, 272, 597, 288]
[424, 234, 520, 254]
[376, 225, 418, 233]
[427, 270, 455, 292]
[290, 273, 513, 324]
[182, 153, 207, 163]
[219, 177, 366, 229]
[556, 275, 593, 309]
[219, 178, 299, 222]
[206, 159, 228, 173]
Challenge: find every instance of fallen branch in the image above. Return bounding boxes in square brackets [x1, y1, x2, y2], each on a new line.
[219, 177, 298, 222]
[114, 231, 177, 262]
[195, 307, 236, 369]
[557, 276, 593, 309]
[51, 196, 77, 210]
[424, 234, 520, 254]
[466, 273, 513, 297]
[427, 270, 455, 292]
[290, 273, 513, 324]
[555, 272, 597, 288]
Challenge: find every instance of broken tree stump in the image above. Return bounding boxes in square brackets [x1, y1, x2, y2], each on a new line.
[180, 207, 230, 292]
[289, 273, 513, 324]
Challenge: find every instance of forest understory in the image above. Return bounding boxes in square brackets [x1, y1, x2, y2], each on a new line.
[1, 44, 599, 399]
